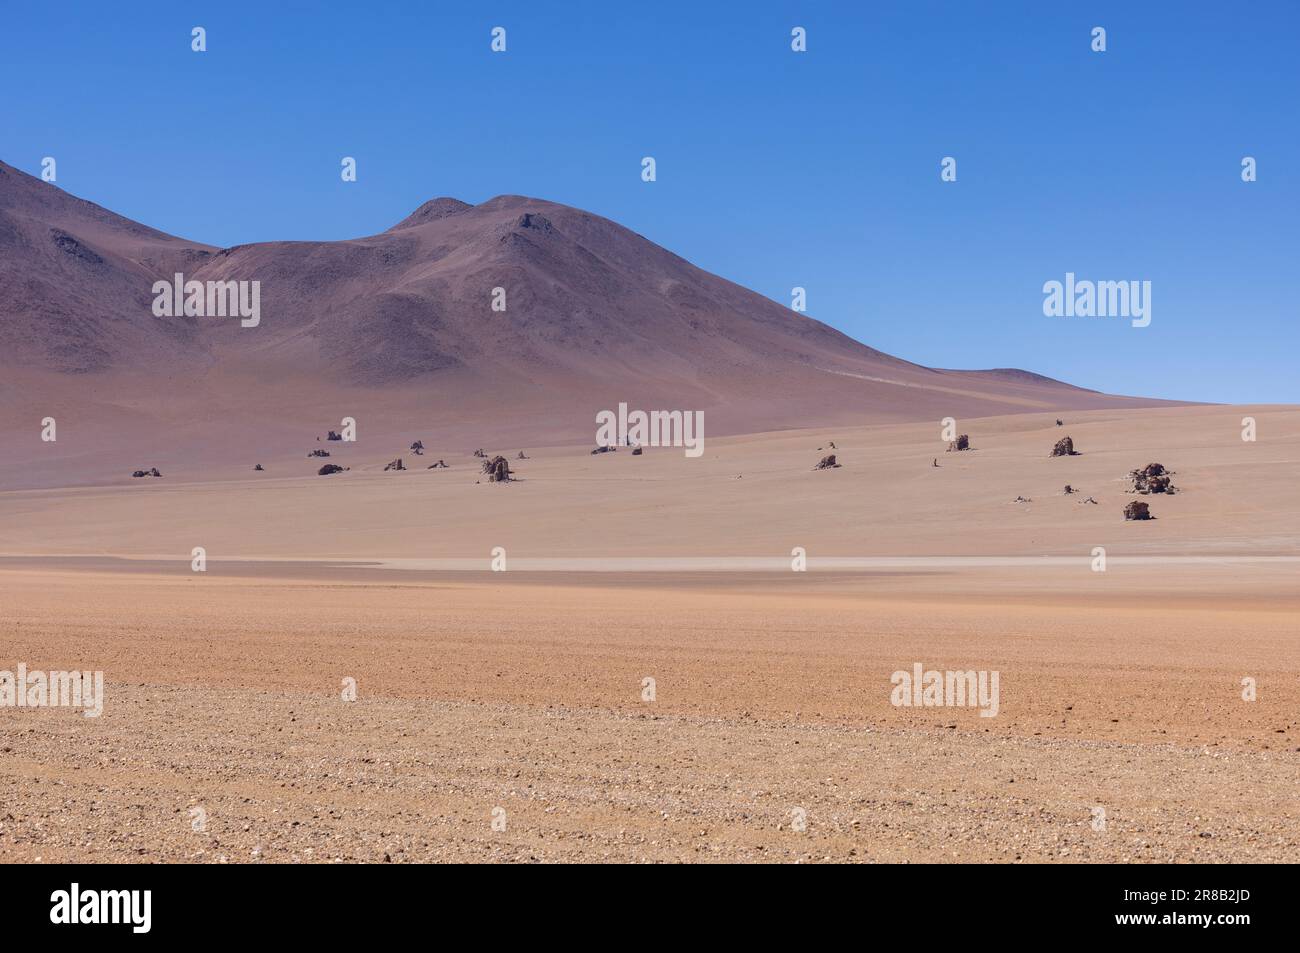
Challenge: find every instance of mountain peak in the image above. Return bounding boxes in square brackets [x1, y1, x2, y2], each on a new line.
[388, 197, 472, 231]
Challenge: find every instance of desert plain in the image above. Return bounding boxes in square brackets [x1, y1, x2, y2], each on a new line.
[2, 403, 1297, 863]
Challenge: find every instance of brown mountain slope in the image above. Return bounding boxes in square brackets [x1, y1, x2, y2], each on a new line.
[0, 160, 1184, 488]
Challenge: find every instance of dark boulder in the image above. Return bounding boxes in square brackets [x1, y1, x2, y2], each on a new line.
[481, 455, 512, 482]
[946, 434, 970, 452]
[318, 464, 347, 476]
[1050, 436, 1079, 457]
[308, 449, 330, 458]
[813, 454, 840, 470]
[1124, 500, 1152, 520]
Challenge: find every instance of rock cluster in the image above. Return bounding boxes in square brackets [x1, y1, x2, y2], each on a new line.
[1130, 463, 1176, 495]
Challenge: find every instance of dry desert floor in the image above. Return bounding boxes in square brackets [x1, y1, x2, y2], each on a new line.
[1, 404, 1297, 862]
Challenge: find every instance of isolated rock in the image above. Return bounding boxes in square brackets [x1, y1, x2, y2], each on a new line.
[1055, 419, 1063, 426]
[254, 464, 264, 471]
[308, 449, 330, 458]
[591, 445, 616, 455]
[131, 468, 162, 478]
[1081, 496, 1099, 504]
[517, 451, 528, 459]
[384, 458, 405, 471]
[813, 454, 840, 470]
[410, 440, 424, 453]
[1050, 436, 1078, 457]
[427, 460, 448, 469]
[1012, 495, 1031, 503]
[481, 455, 512, 482]
[947, 434, 970, 452]
[1063, 484, 1075, 494]
[1124, 500, 1152, 520]
[318, 464, 347, 476]
[472, 448, 486, 458]
[632, 446, 643, 456]
[327, 431, 343, 441]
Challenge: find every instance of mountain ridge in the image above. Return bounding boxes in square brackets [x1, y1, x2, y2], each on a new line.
[0, 158, 1184, 440]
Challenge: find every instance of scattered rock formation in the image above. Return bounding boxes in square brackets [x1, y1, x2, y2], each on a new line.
[1130, 463, 1176, 494]
[318, 464, 347, 476]
[131, 468, 162, 478]
[947, 434, 970, 452]
[384, 458, 405, 471]
[813, 454, 840, 470]
[308, 449, 330, 458]
[481, 455, 512, 482]
[1124, 500, 1152, 520]
[1050, 436, 1079, 457]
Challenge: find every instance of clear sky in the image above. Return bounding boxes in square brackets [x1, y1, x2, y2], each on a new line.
[2, 1, 1295, 403]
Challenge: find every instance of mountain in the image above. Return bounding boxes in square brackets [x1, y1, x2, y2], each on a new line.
[0, 159, 1182, 487]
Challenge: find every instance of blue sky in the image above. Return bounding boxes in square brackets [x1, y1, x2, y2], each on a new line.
[3, 1, 1295, 402]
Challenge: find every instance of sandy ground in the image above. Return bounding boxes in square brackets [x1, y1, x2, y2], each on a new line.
[1, 405, 1297, 862]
